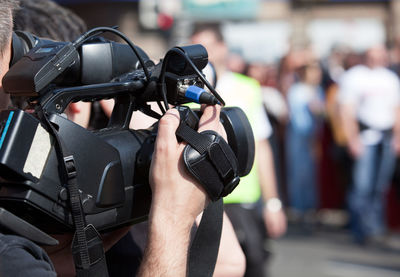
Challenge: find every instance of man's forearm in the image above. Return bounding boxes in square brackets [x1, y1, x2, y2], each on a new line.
[391, 106, 400, 155]
[340, 104, 359, 143]
[257, 139, 279, 201]
[393, 107, 400, 140]
[137, 208, 194, 277]
[340, 104, 363, 157]
[139, 105, 221, 276]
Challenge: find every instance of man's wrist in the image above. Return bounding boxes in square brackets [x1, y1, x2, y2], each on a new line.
[264, 198, 282, 213]
[149, 204, 196, 231]
[140, 206, 193, 277]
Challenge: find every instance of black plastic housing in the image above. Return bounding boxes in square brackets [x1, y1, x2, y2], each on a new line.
[4, 31, 149, 96]
[0, 109, 152, 233]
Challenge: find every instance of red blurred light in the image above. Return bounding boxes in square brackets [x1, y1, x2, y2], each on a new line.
[157, 13, 174, 31]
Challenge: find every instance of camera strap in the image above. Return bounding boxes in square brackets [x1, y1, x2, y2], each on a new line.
[38, 109, 109, 277]
[188, 199, 223, 277]
[176, 125, 240, 202]
[175, 115, 240, 277]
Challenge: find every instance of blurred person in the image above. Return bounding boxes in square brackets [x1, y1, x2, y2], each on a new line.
[338, 44, 400, 245]
[247, 62, 288, 125]
[388, 39, 400, 229]
[285, 60, 325, 225]
[320, 50, 363, 217]
[277, 46, 313, 98]
[191, 22, 287, 277]
[315, 48, 356, 226]
[323, 50, 363, 150]
[247, 61, 288, 203]
[277, 51, 298, 98]
[322, 50, 363, 158]
[320, 44, 350, 85]
[226, 50, 248, 75]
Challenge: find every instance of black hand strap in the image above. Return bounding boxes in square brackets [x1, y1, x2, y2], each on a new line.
[176, 123, 240, 201]
[188, 199, 223, 277]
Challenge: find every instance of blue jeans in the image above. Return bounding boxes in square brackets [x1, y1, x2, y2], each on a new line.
[348, 133, 396, 242]
[286, 127, 318, 213]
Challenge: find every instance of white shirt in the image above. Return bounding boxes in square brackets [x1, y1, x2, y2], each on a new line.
[338, 65, 400, 131]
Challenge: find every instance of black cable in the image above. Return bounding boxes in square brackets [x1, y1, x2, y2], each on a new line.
[159, 82, 169, 112]
[177, 48, 225, 106]
[72, 27, 225, 114]
[159, 48, 225, 109]
[157, 59, 171, 112]
[72, 26, 151, 82]
[156, 97, 166, 114]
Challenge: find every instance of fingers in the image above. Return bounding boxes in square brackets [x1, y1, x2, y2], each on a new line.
[198, 104, 221, 132]
[265, 210, 287, 239]
[268, 220, 285, 239]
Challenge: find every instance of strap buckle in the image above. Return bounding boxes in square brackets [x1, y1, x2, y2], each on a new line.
[63, 155, 77, 179]
[221, 176, 240, 197]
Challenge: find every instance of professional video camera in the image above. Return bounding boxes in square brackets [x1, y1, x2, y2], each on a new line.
[0, 27, 255, 248]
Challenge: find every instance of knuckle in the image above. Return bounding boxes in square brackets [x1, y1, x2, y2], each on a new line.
[155, 139, 168, 154]
[159, 110, 180, 127]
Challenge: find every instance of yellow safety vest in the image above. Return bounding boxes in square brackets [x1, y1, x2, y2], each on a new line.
[187, 72, 263, 204]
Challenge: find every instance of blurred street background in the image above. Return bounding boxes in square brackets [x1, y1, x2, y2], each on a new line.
[269, 224, 400, 277]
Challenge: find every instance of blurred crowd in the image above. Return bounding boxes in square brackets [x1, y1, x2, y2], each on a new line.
[231, 40, 400, 245]
[185, 21, 400, 276]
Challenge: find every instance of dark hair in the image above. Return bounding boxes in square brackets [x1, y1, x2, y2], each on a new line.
[191, 22, 224, 43]
[0, 0, 19, 56]
[13, 0, 86, 41]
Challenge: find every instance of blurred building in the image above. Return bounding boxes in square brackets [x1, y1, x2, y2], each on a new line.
[55, 0, 400, 63]
[169, 0, 399, 62]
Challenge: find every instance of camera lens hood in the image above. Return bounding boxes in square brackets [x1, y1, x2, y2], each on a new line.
[220, 107, 255, 177]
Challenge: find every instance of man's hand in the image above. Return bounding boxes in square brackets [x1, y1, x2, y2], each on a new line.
[263, 207, 287, 239]
[149, 104, 223, 224]
[392, 137, 400, 156]
[139, 104, 223, 277]
[348, 136, 364, 158]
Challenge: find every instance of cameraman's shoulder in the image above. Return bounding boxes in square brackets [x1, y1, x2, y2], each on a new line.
[0, 233, 56, 276]
[0, 233, 38, 251]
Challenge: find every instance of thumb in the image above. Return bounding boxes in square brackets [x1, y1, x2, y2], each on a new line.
[155, 108, 181, 148]
[198, 104, 221, 132]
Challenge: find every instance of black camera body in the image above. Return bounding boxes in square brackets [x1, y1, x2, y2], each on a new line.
[0, 108, 152, 233]
[0, 30, 255, 239]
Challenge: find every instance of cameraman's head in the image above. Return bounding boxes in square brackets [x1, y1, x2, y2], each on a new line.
[0, 0, 19, 110]
[13, 0, 86, 42]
